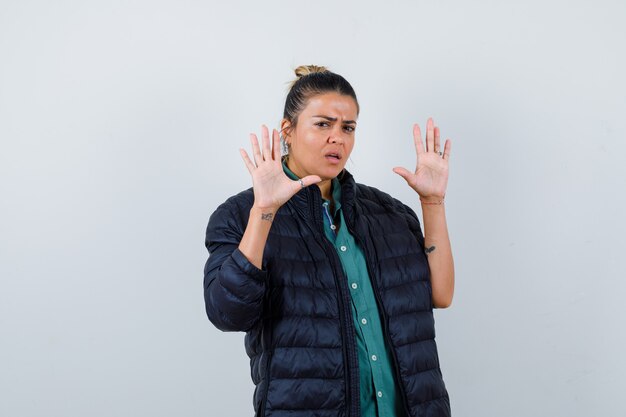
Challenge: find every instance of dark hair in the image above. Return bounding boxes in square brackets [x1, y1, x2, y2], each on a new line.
[281, 65, 359, 138]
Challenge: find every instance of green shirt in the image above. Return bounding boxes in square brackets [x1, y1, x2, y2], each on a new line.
[282, 161, 406, 417]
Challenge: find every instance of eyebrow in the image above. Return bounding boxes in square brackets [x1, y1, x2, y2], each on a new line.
[312, 115, 357, 124]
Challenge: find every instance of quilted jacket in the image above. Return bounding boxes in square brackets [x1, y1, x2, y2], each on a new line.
[203, 168, 451, 417]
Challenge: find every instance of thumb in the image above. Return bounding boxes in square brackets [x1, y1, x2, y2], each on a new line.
[301, 175, 322, 187]
[392, 167, 412, 182]
[289, 175, 322, 193]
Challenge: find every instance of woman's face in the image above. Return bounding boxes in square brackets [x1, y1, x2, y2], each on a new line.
[282, 92, 358, 181]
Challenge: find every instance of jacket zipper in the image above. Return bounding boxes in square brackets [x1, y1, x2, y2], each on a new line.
[310, 192, 359, 417]
[346, 221, 413, 417]
[259, 270, 274, 417]
[259, 351, 272, 417]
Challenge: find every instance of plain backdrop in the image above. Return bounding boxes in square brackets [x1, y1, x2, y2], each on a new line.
[1, 1, 625, 416]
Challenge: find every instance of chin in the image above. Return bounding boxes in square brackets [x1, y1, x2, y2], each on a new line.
[320, 166, 345, 179]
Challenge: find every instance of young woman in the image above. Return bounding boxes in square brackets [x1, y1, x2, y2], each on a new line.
[203, 65, 454, 417]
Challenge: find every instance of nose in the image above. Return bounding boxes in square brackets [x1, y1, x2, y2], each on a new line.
[328, 125, 345, 144]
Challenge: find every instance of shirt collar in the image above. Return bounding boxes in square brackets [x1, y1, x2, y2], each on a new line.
[281, 159, 342, 210]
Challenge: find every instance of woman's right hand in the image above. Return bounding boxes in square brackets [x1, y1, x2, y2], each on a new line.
[240, 125, 322, 211]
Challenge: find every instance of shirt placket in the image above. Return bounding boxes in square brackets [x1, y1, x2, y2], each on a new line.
[342, 246, 392, 417]
[321, 196, 397, 417]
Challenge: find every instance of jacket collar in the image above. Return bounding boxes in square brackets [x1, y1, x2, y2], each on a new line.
[281, 159, 357, 224]
[282, 160, 347, 210]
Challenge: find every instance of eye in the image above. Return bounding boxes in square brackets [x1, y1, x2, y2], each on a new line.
[315, 122, 330, 127]
[343, 125, 355, 132]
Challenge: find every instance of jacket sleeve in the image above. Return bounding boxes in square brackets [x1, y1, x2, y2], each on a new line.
[203, 199, 267, 332]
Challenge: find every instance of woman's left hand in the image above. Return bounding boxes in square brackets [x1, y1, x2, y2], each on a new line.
[393, 117, 451, 201]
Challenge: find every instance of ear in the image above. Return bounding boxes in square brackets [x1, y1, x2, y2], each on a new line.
[280, 118, 292, 142]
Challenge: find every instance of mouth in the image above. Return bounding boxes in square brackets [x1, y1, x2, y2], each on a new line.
[324, 152, 342, 162]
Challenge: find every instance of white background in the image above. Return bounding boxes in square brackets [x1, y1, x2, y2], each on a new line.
[1, 1, 625, 416]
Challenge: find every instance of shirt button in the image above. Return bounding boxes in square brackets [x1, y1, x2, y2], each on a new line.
[371, 354, 377, 361]
[361, 318, 367, 325]
[340, 245, 347, 252]
[377, 391, 383, 398]
[351, 283, 358, 289]
[330, 224, 337, 230]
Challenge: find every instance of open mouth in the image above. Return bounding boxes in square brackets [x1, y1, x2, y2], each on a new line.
[325, 153, 341, 160]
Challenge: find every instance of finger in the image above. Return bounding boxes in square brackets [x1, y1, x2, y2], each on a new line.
[442, 139, 452, 161]
[392, 166, 413, 183]
[239, 148, 255, 173]
[301, 175, 322, 186]
[434, 126, 441, 154]
[426, 117, 435, 153]
[250, 133, 262, 166]
[289, 175, 323, 195]
[413, 123, 425, 156]
[272, 128, 280, 161]
[261, 125, 271, 161]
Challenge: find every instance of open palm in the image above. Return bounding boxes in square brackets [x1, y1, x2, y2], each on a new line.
[240, 125, 321, 210]
[393, 118, 451, 200]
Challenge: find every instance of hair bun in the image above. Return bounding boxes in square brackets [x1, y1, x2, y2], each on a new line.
[294, 65, 328, 78]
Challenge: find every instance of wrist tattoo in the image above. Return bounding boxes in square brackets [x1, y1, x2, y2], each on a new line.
[425, 245, 436, 255]
[261, 212, 274, 222]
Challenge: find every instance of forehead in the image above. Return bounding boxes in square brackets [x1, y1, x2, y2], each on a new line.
[301, 92, 358, 119]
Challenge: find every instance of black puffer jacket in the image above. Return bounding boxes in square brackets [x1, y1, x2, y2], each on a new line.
[203, 169, 451, 417]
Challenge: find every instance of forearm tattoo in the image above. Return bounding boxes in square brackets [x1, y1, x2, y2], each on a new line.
[261, 213, 274, 222]
[425, 245, 436, 255]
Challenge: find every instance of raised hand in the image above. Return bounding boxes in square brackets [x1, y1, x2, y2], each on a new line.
[392, 117, 451, 201]
[240, 125, 322, 210]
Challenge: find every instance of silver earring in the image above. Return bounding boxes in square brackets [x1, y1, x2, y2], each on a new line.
[280, 135, 289, 156]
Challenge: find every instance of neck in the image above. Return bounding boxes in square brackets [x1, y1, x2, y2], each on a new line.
[286, 158, 333, 201]
[317, 179, 332, 201]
